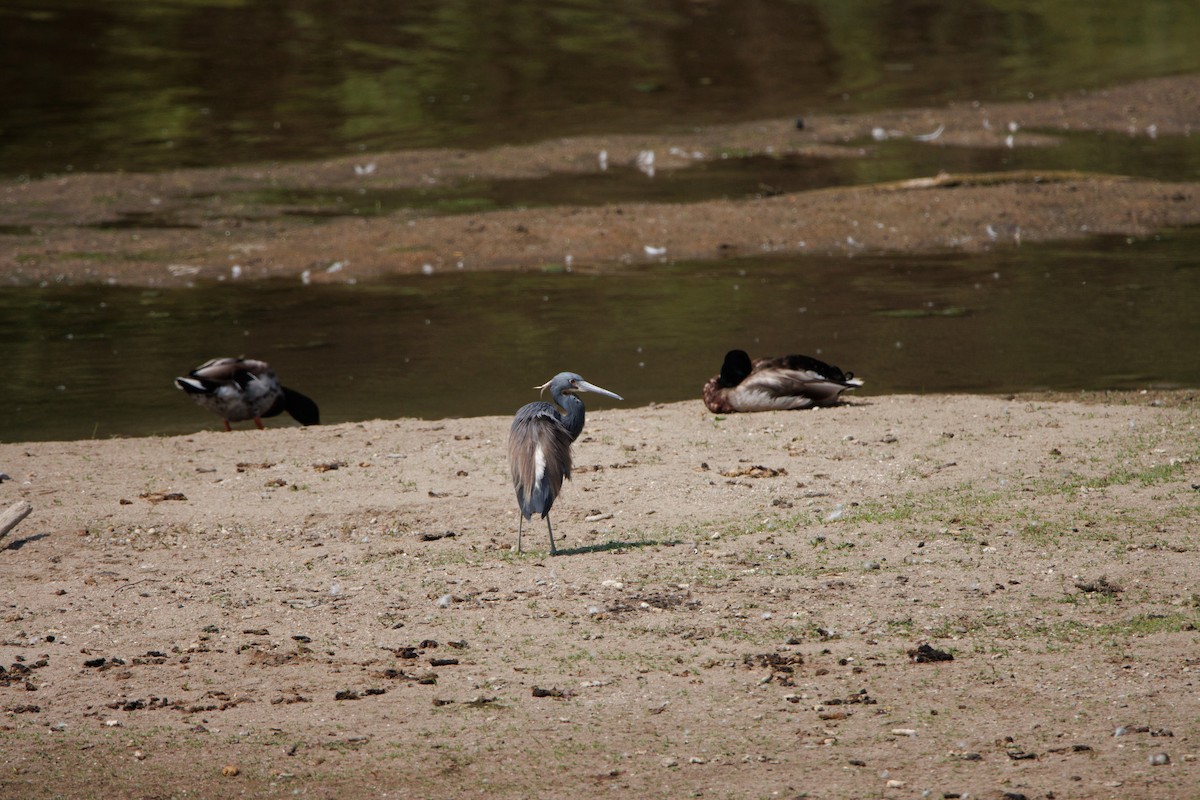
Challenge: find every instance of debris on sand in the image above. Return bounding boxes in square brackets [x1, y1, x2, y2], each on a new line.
[908, 644, 954, 663]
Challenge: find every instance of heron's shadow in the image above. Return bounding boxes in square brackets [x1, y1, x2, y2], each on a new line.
[553, 539, 682, 557]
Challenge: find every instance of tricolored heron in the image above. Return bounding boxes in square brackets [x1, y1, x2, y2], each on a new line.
[508, 372, 623, 554]
[702, 349, 862, 413]
[175, 357, 320, 431]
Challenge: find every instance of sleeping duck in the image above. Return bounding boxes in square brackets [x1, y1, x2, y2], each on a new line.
[703, 349, 862, 413]
[175, 357, 320, 431]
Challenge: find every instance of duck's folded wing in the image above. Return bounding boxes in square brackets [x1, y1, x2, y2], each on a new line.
[175, 376, 216, 395]
[758, 354, 860, 385]
[736, 368, 859, 409]
[189, 358, 270, 388]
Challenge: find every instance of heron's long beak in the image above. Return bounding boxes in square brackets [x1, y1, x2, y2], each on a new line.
[574, 380, 623, 401]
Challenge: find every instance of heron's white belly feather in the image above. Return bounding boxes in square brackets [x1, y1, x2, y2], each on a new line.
[534, 444, 546, 484]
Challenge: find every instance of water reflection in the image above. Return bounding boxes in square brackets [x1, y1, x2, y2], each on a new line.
[3, 0, 1199, 176]
[2, 230, 1197, 443]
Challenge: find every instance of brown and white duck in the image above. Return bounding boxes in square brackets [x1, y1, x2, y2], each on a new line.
[702, 349, 862, 413]
[175, 357, 320, 431]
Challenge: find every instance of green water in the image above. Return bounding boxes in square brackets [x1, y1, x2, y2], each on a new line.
[3, 0, 1200, 176]
[2, 230, 1197, 442]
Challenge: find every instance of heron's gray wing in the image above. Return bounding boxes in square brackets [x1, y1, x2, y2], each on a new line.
[509, 402, 574, 519]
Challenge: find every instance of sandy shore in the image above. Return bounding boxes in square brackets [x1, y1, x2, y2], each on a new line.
[1, 391, 1198, 798]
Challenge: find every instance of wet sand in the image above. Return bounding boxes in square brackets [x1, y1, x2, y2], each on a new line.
[1, 74, 1197, 286]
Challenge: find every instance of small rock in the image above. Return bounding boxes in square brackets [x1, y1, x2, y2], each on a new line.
[221, 765, 240, 777]
[891, 728, 917, 737]
[1148, 753, 1170, 766]
[661, 757, 678, 768]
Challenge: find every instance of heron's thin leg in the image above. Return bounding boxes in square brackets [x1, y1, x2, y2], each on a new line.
[517, 515, 524, 554]
[546, 515, 557, 556]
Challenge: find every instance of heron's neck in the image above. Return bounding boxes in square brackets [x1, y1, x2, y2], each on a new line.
[557, 394, 585, 441]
